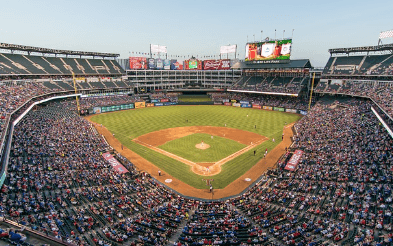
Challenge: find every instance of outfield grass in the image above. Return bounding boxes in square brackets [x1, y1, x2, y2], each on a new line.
[178, 95, 211, 102]
[91, 105, 301, 189]
[159, 133, 246, 163]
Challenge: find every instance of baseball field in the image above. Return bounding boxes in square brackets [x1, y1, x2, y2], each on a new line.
[90, 105, 301, 192]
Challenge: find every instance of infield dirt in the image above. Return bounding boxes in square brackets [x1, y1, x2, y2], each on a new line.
[86, 115, 295, 199]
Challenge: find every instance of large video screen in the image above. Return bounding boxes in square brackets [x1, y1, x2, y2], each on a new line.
[245, 39, 292, 63]
[129, 57, 147, 69]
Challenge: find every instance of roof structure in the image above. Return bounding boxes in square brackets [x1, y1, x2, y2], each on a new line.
[0, 43, 119, 58]
[232, 59, 312, 69]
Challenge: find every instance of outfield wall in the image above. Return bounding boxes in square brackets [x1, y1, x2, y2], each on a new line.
[88, 100, 308, 115]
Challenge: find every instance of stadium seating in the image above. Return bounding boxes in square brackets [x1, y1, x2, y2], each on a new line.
[0, 84, 393, 245]
[324, 54, 393, 76]
[232, 75, 308, 94]
[0, 53, 124, 76]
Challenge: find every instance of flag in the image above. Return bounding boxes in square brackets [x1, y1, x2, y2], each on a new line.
[379, 30, 393, 39]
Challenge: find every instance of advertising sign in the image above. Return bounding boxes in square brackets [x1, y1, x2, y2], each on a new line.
[284, 150, 304, 171]
[245, 39, 292, 63]
[155, 102, 164, 106]
[240, 100, 249, 104]
[189, 60, 198, 69]
[274, 107, 285, 112]
[170, 60, 181, 70]
[163, 102, 172, 106]
[146, 103, 155, 107]
[203, 59, 231, 70]
[135, 102, 146, 108]
[155, 58, 163, 70]
[263, 106, 273, 110]
[160, 98, 169, 102]
[285, 109, 297, 113]
[214, 102, 223, 105]
[232, 103, 241, 107]
[93, 107, 101, 114]
[252, 104, 261, 109]
[129, 57, 147, 70]
[299, 110, 308, 115]
[148, 58, 155, 69]
[241, 103, 252, 108]
[163, 59, 171, 70]
[151, 99, 159, 103]
[102, 152, 129, 174]
[220, 44, 237, 54]
[224, 102, 232, 106]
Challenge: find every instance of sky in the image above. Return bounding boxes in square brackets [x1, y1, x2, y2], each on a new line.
[1, 0, 393, 67]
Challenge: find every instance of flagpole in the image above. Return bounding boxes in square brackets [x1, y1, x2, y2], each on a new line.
[308, 72, 315, 111]
[261, 30, 263, 41]
[283, 30, 285, 39]
[275, 29, 276, 40]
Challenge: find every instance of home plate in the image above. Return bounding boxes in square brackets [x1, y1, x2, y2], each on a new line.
[245, 178, 252, 182]
[165, 179, 172, 183]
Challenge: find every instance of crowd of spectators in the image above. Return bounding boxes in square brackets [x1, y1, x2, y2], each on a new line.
[231, 76, 308, 95]
[314, 81, 393, 119]
[77, 95, 143, 110]
[0, 82, 57, 139]
[1, 81, 393, 245]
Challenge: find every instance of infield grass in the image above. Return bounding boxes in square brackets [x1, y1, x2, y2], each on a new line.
[159, 133, 246, 163]
[91, 105, 301, 189]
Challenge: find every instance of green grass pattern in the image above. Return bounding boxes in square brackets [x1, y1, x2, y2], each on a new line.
[158, 133, 246, 163]
[91, 106, 301, 189]
[178, 95, 212, 102]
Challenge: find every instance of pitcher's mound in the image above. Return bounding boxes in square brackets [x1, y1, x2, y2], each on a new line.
[195, 142, 210, 150]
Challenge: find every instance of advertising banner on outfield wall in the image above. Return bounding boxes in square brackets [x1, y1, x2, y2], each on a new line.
[241, 103, 252, 108]
[286, 109, 297, 113]
[146, 103, 155, 107]
[240, 100, 249, 104]
[93, 107, 101, 114]
[135, 102, 146, 108]
[160, 98, 169, 102]
[151, 99, 159, 103]
[155, 102, 164, 106]
[223, 99, 229, 103]
[102, 152, 129, 174]
[232, 103, 241, 107]
[163, 102, 172, 106]
[299, 110, 307, 115]
[224, 102, 232, 106]
[274, 107, 285, 112]
[252, 104, 261, 109]
[263, 106, 273, 110]
[284, 150, 304, 171]
[214, 102, 223, 105]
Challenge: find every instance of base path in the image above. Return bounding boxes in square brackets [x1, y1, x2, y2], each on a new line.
[86, 115, 296, 199]
[134, 126, 267, 176]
